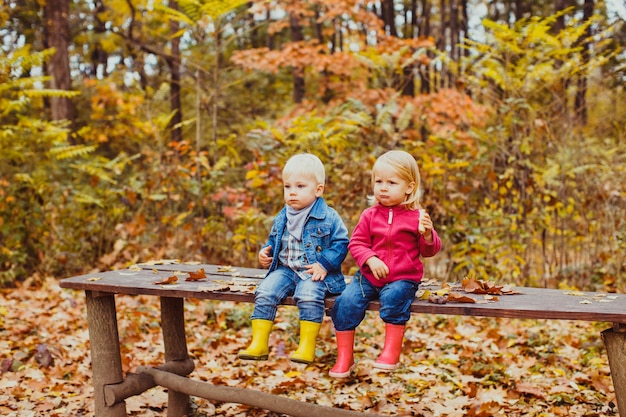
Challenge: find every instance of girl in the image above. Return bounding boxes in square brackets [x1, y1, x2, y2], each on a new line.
[329, 150, 442, 377]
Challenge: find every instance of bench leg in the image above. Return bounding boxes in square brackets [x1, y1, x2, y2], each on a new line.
[85, 291, 127, 417]
[602, 326, 626, 416]
[160, 297, 191, 417]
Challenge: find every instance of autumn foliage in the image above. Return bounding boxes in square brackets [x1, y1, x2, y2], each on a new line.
[0, 0, 624, 291]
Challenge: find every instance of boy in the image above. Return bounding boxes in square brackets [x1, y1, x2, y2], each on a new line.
[239, 153, 349, 364]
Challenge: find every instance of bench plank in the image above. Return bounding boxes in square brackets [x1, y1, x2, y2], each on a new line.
[60, 263, 626, 324]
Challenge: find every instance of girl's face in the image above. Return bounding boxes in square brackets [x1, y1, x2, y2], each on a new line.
[283, 173, 324, 210]
[372, 163, 415, 207]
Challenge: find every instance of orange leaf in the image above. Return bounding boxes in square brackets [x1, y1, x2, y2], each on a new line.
[514, 383, 546, 399]
[153, 275, 178, 285]
[186, 268, 207, 281]
[447, 292, 476, 303]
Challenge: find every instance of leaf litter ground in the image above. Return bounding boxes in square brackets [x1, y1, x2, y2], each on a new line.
[0, 278, 618, 416]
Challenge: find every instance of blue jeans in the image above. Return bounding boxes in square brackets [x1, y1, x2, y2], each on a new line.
[331, 274, 420, 331]
[251, 266, 328, 323]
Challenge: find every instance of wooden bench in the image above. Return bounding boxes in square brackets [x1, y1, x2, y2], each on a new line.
[59, 262, 626, 417]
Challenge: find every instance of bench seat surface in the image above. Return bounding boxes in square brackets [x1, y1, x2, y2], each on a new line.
[59, 263, 626, 323]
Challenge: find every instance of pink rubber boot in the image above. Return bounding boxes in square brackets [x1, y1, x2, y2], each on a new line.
[329, 330, 355, 378]
[373, 323, 405, 370]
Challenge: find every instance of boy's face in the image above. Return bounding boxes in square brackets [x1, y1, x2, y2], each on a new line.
[283, 173, 324, 210]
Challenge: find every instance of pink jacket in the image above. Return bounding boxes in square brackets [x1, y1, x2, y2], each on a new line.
[348, 203, 442, 287]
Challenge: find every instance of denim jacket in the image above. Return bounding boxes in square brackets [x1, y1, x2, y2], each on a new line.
[262, 197, 349, 294]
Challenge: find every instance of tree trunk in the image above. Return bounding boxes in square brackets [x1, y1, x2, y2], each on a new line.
[43, 0, 74, 123]
[169, 0, 182, 143]
[449, 0, 458, 87]
[289, 12, 305, 103]
[401, 0, 418, 97]
[382, 0, 397, 37]
[438, 0, 447, 89]
[575, 0, 594, 125]
[419, 0, 432, 94]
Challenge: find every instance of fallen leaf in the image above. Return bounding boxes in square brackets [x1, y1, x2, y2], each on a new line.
[186, 268, 207, 281]
[514, 382, 547, 399]
[462, 277, 504, 295]
[447, 292, 476, 303]
[418, 289, 431, 300]
[142, 259, 180, 265]
[153, 275, 178, 285]
[217, 265, 236, 272]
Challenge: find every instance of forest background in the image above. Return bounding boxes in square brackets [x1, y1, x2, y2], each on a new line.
[1, 0, 625, 290]
[1, 0, 626, 416]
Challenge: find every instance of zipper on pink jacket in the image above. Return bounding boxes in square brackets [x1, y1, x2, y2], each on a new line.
[387, 208, 393, 266]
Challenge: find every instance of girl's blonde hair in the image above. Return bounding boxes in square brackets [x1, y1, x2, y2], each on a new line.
[282, 153, 326, 185]
[370, 150, 422, 210]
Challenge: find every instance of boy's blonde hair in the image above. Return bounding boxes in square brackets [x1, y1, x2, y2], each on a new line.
[282, 153, 326, 185]
[371, 150, 422, 210]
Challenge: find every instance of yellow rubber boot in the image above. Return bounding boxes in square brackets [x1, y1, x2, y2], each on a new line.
[290, 321, 322, 364]
[238, 319, 273, 360]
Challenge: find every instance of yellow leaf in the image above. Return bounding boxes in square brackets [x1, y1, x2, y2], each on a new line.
[435, 288, 450, 297]
[418, 289, 432, 300]
[285, 370, 301, 378]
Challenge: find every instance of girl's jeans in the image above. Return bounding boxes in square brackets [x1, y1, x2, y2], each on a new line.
[331, 274, 420, 331]
[251, 265, 328, 323]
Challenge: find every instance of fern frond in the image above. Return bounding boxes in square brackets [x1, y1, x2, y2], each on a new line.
[155, 2, 196, 25]
[152, 82, 171, 102]
[22, 89, 81, 99]
[73, 191, 104, 207]
[70, 163, 117, 184]
[397, 102, 416, 132]
[173, 0, 203, 22]
[199, 0, 248, 20]
[50, 144, 97, 160]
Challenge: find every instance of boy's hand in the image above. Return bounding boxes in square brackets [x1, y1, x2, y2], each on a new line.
[366, 256, 389, 280]
[419, 211, 434, 242]
[258, 246, 273, 268]
[306, 263, 328, 281]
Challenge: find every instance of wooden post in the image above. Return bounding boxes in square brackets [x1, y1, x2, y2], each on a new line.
[160, 297, 191, 417]
[602, 325, 626, 416]
[85, 291, 127, 417]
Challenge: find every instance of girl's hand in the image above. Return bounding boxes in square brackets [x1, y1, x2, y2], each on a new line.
[419, 211, 434, 242]
[258, 246, 273, 268]
[305, 263, 328, 281]
[366, 256, 389, 280]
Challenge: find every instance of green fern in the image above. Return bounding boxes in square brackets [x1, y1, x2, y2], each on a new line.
[50, 144, 97, 160]
[22, 89, 80, 99]
[70, 162, 117, 184]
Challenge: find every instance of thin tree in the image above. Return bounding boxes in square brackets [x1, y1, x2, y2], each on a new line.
[44, 0, 74, 123]
[575, 0, 594, 125]
[168, 0, 183, 143]
[289, 10, 305, 103]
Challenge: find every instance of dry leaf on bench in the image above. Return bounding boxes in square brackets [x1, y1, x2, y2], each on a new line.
[186, 268, 207, 281]
[447, 292, 476, 303]
[153, 275, 178, 285]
